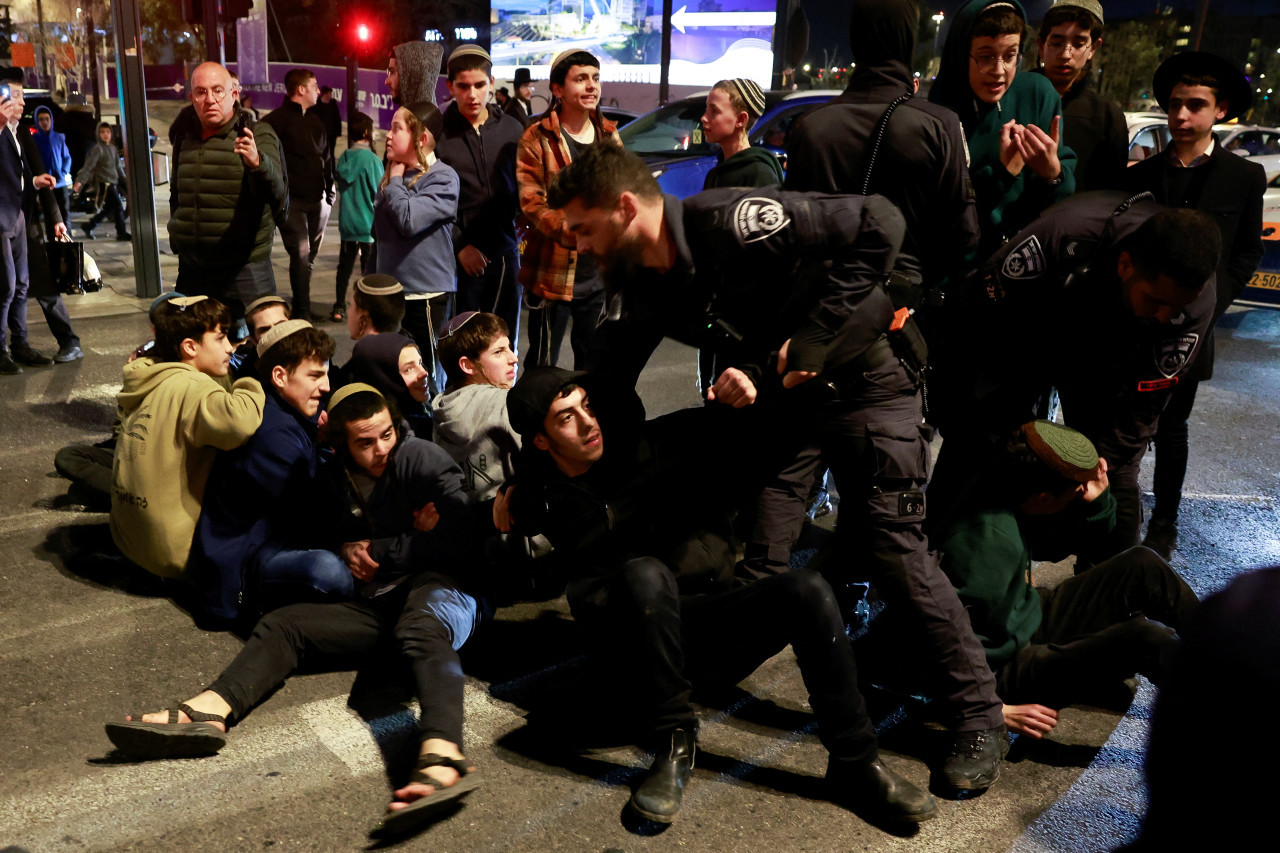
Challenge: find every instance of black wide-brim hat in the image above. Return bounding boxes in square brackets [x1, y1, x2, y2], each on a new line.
[1153, 51, 1253, 122]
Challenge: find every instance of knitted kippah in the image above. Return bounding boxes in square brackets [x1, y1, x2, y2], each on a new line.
[356, 274, 404, 296]
[328, 382, 384, 414]
[244, 294, 287, 316]
[256, 318, 312, 358]
[1017, 420, 1098, 483]
[448, 44, 491, 66]
[168, 295, 209, 310]
[1051, 0, 1104, 24]
[727, 78, 767, 119]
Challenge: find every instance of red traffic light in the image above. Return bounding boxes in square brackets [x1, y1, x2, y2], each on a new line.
[357, 23, 370, 42]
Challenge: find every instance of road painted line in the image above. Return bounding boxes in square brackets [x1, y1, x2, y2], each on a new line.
[0, 598, 167, 645]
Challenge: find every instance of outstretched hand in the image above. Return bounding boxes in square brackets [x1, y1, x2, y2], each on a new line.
[999, 120, 1026, 176]
[1013, 115, 1062, 182]
[1003, 703, 1059, 738]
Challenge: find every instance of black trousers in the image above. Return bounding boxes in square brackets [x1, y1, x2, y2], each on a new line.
[54, 443, 114, 498]
[177, 259, 277, 340]
[567, 560, 877, 762]
[455, 248, 522, 354]
[334, 240, 372, 312]
[88, 183, 128, 234]
[208, 573, 484, 747]
[998, 547, 1199, 706]
[526, 289, 604, 369]
[400, 294, 454, 397]
[1149, 375, 1201, 524]
[276, 198, 331, 318]
[748, 359, 1004, 731]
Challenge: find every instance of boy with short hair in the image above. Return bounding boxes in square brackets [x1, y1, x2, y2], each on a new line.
[1033, 0, 1127, 191]
[73, 122, 130, 241]
[436, 46, 526, 347]
[930, 0, 1076, 255]
[190, 320, 349, 623]
[110, 296, 266, 579]
[333, 111, 383, 322]
[432, 311, 520, 500]
[231, 293, 291, 379]
[516, 49, 619, 368]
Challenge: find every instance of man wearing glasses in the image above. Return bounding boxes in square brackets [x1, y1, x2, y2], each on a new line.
[169, 62, 287, 330]
[930, 0, 1076, 259]
[1034, 1, 1127, 191]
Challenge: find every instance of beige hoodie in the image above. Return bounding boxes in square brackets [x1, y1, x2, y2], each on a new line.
[110, 358, 265, 578]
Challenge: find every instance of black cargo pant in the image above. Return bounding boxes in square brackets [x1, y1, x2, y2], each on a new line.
[567, 560, 878, 763]
[208, 572, 485, 747]
[747, 356, 1004, 732]
[998, 546, 1199, 706]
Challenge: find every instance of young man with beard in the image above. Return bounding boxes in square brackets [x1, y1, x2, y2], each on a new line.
[503, 367, 938, 827]
[189, 320, 351, 624]
[1033, 1, 1127, 192]
[436, 46, 526, 346]
[549, 144, 1011, 795]
[1122, 52, 1265, 560]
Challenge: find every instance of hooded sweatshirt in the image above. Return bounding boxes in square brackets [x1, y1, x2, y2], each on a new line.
[344, 332, 433, 437]
[110, 359, 265, 579]
[432, 383, 521, 501]
[336, 142, 384, 242]
[784, 0, 978, 286]
[33, 106, 72, 188]
[392, 41, 445, 107]
[702, 146, 783, 191]
[930, 0, 1077, 255]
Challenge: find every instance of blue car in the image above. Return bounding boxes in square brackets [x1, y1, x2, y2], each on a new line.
[618, 89, 840, 198]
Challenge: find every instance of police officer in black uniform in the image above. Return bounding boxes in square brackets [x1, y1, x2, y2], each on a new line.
[936, 191, 1221, 569]
[547, 144, 1009, 798]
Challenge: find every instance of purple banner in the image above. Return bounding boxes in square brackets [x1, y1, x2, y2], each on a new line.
[236, 14, 270, 86]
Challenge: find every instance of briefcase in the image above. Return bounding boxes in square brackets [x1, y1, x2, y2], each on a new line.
[47, 239, 85, 296]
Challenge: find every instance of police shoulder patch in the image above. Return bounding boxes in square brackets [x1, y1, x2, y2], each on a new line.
[1001, 235, 1046, 280]
[1155, 333, 1200, 378]
[733, 197, 791, 244]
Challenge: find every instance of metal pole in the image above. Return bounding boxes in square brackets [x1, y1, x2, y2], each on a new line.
[203, 0, 224, 64]
[35, 0, 48, 83]
[109, 0, 162, 298]
[86, 7, 101, 120]
[659, 0, 672, 105]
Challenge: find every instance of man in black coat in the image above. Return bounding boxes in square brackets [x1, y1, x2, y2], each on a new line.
[1123, 51, 1266, 560]
[1033, 0, 1128, 192]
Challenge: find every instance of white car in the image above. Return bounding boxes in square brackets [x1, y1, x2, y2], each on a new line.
[1125, 112, 1280, 179]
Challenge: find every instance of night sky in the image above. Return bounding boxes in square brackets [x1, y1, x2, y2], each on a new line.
[801, 0, 1280, 67]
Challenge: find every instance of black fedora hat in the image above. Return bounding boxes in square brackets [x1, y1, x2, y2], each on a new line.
[1153, 51, 1253, 122]
[513, 67, 533, 87]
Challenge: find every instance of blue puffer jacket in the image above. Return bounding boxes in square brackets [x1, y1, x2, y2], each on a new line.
[33, 106, 73, 188]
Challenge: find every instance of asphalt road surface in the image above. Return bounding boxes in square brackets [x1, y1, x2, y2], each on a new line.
[1, 219, 1276, 853]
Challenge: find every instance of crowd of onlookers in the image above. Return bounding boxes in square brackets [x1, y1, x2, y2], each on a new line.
[2, 0, 1271, 846]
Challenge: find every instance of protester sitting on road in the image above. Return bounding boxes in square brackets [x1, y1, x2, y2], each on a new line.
[230, 293, 291, 380]
[343, 331, 433, 438]
[926, 420, 1198, 738]
[105, 384, 488, 839]
[188, 320, 351, 625]
[110, 295, 265, 580]
[333, 111, 383, 323]
[930, 0, 1076, 257]
[501, 367, 938, 828]
[345, 273, 406, 341]
[432, 311, 520, 501]
[373, 99, 459, 396]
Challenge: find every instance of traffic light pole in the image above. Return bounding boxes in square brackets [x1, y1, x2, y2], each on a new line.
[110, 0, 162, 298]
[203, 0, 224, 64]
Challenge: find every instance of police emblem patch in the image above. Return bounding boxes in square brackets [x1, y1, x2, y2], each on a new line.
[733, 197, 790, 244]
[1001, 235, 1046, 279]
[1155, 333, 1199, 378]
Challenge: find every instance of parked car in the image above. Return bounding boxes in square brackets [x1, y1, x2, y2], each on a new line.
[1127, 111, 1280, 179]
[1126, 111, 1171, 164]
[618, 89, 841, 198]
[600, 106, 639, 128]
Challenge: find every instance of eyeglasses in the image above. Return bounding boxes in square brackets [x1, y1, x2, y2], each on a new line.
[1043, 36, 1093, 55]
[192, 86, 228, 102]
[969, 52, 1022, 72]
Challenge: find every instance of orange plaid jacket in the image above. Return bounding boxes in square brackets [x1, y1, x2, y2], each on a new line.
[516, 108, 619, 301]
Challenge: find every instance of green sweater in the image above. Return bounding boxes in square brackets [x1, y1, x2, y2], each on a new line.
[702, 145, 784, 191]
[167, 114, 287, 271]
[933, 475, 1115, 668]
[335, 144, 384, 242]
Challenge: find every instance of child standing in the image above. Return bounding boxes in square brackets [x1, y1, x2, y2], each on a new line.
[73, 122, 130, 241]
[699, 79, 782, 190]
[373, 101, 459, 396]
[332, 111, 384, 322]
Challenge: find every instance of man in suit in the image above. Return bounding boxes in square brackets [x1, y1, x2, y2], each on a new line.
[1123, 52, 1266, 560]
[504, 68, 534, 127]
[0, 67, 76, 375]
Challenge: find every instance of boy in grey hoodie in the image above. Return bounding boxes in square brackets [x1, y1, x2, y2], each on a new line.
[431, 311, 519, 500]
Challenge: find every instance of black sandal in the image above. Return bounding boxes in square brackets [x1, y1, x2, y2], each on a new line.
[374, 753, 480, 837]
[104, 702, 228, 759]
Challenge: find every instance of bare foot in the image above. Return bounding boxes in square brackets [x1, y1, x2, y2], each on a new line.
[388, 738, 475, 812]
[1003, 703, 1059, 738]
[128, 690, 231, 732]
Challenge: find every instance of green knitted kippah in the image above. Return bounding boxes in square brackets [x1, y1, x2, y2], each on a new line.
[1019, 420, 1098, 482]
